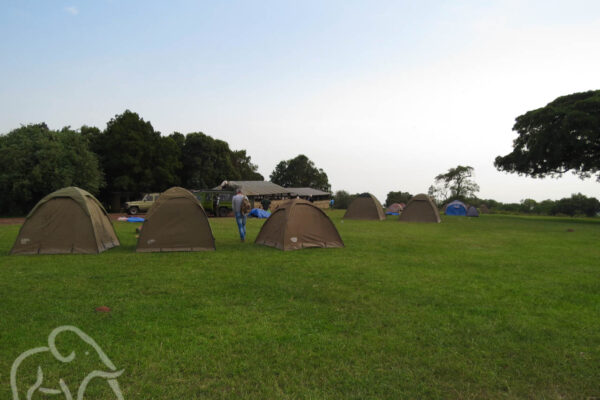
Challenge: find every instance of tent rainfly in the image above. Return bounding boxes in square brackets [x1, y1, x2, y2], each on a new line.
[466, 206, 480, 217]
[136, 187, 215, 252]
[445, 200, 467, 216]
[10, 187, 119, 254]
[255, 198, 344, 251]
[399, 194, 441, 223]
[343, 193, 386, 220]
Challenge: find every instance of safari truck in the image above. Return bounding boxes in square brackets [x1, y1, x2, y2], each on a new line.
[192, 190, 234, 217]
[125, 193, 160, 215]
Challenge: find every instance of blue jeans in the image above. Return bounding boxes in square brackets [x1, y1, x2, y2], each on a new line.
[235, 212, 247, 240]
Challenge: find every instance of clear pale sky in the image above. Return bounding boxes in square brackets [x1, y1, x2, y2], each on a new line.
[1, 0, 599, 202]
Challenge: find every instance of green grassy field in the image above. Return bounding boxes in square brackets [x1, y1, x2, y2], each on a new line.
[0, 212, 599, 399]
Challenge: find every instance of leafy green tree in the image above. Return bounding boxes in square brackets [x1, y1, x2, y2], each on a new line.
[332, 190, 356, 209]
[230, 149, 263, 181]
[385, 190, 413, 207]
[430, 165, 480, 203]
[89, 110, 180, 194]
[169, 131, 186, 151]
[427, 183, 449, 206]
[0, 124, 104, 215]
[176, 132, 263, 187]
[80, 125, 102, 140]
[495, 90, 600, 181]
[182, 132, 238, 188]
[270, 154, 330, 191]
[166, 132, 186, 184]
[550, 193, 600, 217]
[536, 199, 556, 215]
[155, 135, 183, 189]
[519, 198, 538, 214]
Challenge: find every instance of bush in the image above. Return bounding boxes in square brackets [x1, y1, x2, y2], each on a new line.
[333, 190, 357, 209]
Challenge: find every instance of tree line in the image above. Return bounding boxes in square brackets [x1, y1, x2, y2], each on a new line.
[331, 189, 599, 217]
[1, 89, 598, 216]
[0, 110, 263, 215]
[0, 110, 332, 216]
[331, 163, 600, 217]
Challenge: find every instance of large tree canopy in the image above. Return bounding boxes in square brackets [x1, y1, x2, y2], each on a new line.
[88, 110, 181, 194]
[495, 90, 600, 181]
[180, 133, 263, 188]
[230, 150, 264, 181]
[385, 190, 413, 206]
[270, 154, 330, 191]
[428, 165, 479, 203]
[332, 190, 356, 209]
[1, 111, 264, 212]
[0, 124, 104, 215]
[181, 132, 238, 188]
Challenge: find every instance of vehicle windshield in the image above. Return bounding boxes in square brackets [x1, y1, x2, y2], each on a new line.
[143, 194, 152, 201]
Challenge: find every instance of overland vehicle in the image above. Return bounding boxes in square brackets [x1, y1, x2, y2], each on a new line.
[125, 193, 160, 215]
[193, 190, 234, 217]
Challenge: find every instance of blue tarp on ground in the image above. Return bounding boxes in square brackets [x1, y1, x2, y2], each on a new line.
[127, 217, 145, 222]
[249, 208, 271, 218]
[385, 212, 399, 216]
[445, 200, 467, 216]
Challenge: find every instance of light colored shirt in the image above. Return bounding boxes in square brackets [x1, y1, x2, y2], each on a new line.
[232, 194, 246, 213]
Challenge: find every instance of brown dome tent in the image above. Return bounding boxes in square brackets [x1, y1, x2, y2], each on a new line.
[10, 187, 119, 255]
[398, 194, 441, 223]
[343, 193, 385, 220]
[136, 187, 215, 252]
[255, 199, 344, 251]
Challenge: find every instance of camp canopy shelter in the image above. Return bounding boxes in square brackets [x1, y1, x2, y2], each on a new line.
[287, 187, 331, 201]
[445, 200, 467, 216]
[343, 193, 386, 220]
[255, 198, 344, 251]
[399, 194, 441, 223]
[10, 187, 119, 255]
[136, 187, 215, 252]
[466, 206, 480, 217]
[215, 180, 289, 197]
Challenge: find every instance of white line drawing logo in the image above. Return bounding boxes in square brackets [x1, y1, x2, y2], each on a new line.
[10, 325, 124, 400]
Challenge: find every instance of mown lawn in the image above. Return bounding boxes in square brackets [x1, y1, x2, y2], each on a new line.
[0, 212, 599, 399]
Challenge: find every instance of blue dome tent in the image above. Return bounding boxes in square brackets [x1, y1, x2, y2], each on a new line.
[445, 200, 467, 216]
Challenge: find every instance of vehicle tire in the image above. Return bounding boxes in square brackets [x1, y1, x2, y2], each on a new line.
[128, 206, 139, 215]
[219, 207, 229, 217]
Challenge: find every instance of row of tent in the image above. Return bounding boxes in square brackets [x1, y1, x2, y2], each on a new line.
[444, 200, 480, 217]
[9, 187, 483, 255]
[344, 193, 483, 221]
[344, 193, 443, 222]
[10, 186, 344, 254]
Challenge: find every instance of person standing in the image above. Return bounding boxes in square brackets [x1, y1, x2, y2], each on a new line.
[232, 188, 249, 242]
[260, 197, 271, 211]
[212, 193, 220, 216]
